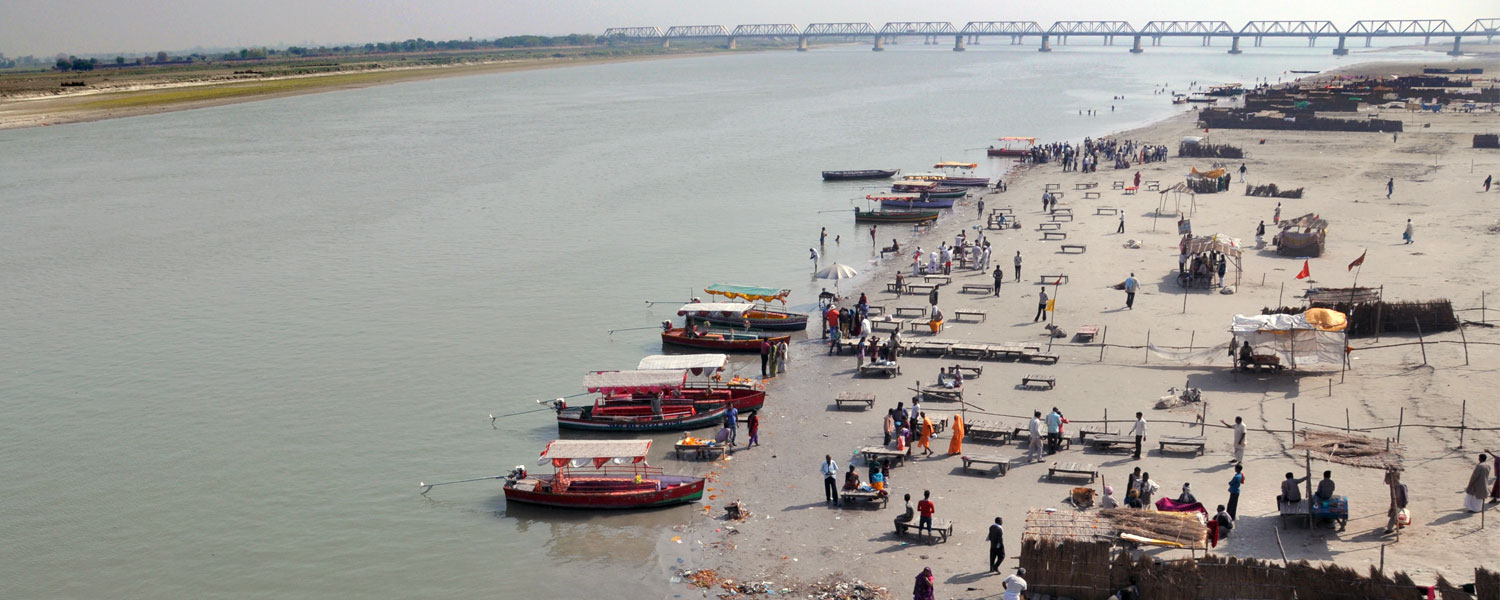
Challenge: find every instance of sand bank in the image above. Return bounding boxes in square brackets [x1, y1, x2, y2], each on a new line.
[667, 56, 1500, 597]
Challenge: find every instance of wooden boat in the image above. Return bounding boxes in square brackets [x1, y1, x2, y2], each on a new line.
[676, 299, 805, 332]
[503, 439, 706, 508]
[636, 355, 764, 412]
[1171, 94, 1189, 105]
[822, 169, 899, 181]
[892, 180, 966, 198]
[923, 186, 967, 198]
[1205, 84, 1245, 97]
[854, 209, 939, 224]
[1186, 93, 1218, 104]
[868, 193, 955, 209]
[553, 371, 733, 431]
[695, 285, 808, 331]
[987, 137, 1035, 157]
[594, 363, 767, 414]
[933, 162, 990, 187]
[661, 326, 790, 352]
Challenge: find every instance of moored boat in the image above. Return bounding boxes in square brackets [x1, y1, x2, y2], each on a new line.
[555, 370, 732, 431]
[635, 354, 766, 412]
[867, 193, 956, 209]
[987, 137, 1035, 157]
[822, 169, 899, 181]
[933, 162, 991, 187]
[661, 321, 791, 352]
[854, 209, 939, 224]
[696, 285, 808, 331]
[502, 439, 706, 508]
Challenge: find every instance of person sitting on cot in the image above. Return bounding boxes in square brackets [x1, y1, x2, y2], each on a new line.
[1125, 488, 1144, 509]
[843, 464, 862, 491]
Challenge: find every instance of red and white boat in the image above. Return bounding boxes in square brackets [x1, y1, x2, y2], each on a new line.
[503, 439, 705, 509]
[987, 137, 1035, 157]
[635, 354, 766, 412]
[554, 370, 731, 432]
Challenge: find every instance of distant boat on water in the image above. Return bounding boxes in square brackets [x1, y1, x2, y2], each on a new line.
[822, 169, 899, 181]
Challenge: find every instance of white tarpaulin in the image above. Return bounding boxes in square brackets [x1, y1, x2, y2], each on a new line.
[637, 354, 728, 372]
[1231, 313, 1307, 332]
[1229, 314, 1346, 371]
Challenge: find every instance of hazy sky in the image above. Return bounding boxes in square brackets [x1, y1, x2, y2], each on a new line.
[2, 0, 1493, 57]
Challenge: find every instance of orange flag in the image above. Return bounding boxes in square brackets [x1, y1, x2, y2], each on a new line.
[1295, 260, 1310, 280]
[1347, 250, 1366, 272]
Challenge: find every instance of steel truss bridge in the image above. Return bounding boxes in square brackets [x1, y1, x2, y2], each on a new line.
[602, 19, 1499, 55]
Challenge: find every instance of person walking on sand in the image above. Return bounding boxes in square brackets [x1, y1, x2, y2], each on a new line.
[917, 490, 936, 540]
[993, 265, 1005, 296]
[1227, 464, 1244, 519]
[1485, 175, 1493, 193]
[1238, 162, 1247, 183]
[746, 410, 760, 447]
[1403, 219, 1414, 244]
[1130, 412, 1147, 459]
[1034, 288, 1049, 322]
[986, 517, 1006, 572]
[1384, 469, 1408, 534]
[1014, 251, 1023, 282]
[948, 414, 966, 455]
[978, 198, 985, 219]
[918, 412, 935, 456]
[871, 224, 877, 244]
[821, 455, 840, 506]
[1220, 416, 1247, 464]
[1025, 411, 1045, 462]
[1273, 202, 1281, 224]
[1386, 177, 1394, 199]
[1465, 453, 1493, 513]
[913, 566, 935, 600]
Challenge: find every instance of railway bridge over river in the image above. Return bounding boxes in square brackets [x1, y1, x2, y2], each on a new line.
[603, 19, 1499, 56]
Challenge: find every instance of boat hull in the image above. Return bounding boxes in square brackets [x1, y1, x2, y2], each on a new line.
[557, 404, 730, 432]
[938, 177, 990, 187]
[696, 309, 809, 331]
[855, 210, 939, 224]
[504, 474, 706, 508]
[879, 197, 955, 209]
[921, 186, 967, 198]
[822, 169, 898, 180]
[988, 148, 1029, 157]
[662, 329, 791, 352]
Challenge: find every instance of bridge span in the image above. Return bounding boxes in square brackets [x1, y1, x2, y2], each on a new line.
[601, 18, 1499, 56]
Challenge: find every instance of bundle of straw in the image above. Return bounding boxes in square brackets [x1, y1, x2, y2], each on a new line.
[1293, 430, 1404, 471]
[1099, 509, 1206, 547]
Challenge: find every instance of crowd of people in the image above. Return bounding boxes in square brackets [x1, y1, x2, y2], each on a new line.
[1022, 137, 1168, 172]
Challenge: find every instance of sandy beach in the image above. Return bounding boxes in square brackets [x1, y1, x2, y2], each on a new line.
[667, 56, 1500, 598]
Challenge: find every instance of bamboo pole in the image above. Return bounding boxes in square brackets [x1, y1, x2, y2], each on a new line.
[1098, 326, 1108, 362]
[1291, 403, 1296, 440]
[1414, 318, 1427, 366]
[1459, 324, 1470, 366]
[1201, 401, 1208, 436]
[1278, 282, 1285, 307]
[1397, 407, 1404, 443]
[1189, 330, 1195, 350]
[1483, 291, 1487, 325]
[1379, 544, 1385, 575]
[1274, 528, 1291, 567]
[1144, 330, 1150, 364]
[1345, 408, 1350, 433]
[1182, 288, 1188, 314]
[1459, 399, 1467, 449]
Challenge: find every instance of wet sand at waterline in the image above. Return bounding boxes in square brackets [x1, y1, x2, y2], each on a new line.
[670, 58, 1500, 596]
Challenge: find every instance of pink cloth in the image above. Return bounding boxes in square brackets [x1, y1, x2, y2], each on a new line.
[1154, 498, 1208, 515]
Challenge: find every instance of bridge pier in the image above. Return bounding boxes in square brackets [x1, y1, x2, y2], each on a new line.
[1307, 37, 1316, 48]
[797, 36, 808, 51]
[954, 35, 965, 51]
[1039, 34, 1051, 52]
[1449, 37, 1463, 56]
[1365, 36, 1372, 47]
[873, 35, 884, 51]
[1255, 36, 1263, 47]
[727, 37, 736, 49]
[1424, 35, 1431, 46]
[1229, 36, 1242, 54]
[1333, 36, 1348, 55]
[1130, 35, 1143, 53]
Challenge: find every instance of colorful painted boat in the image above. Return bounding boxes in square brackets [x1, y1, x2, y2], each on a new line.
[822, 169, 899, 180]
[555, 400, 729, 431]
[503, 439, 706, 508]
[694, 285, 809, 331]
[854, 209, 939, 224]
[933, 162, 991, 187]
[867, 193, 956, 209]
[922, 186, 967, 198]
[661, 326, 790, 352]
[987, 137, 1035, 157]
[635, 355, 766, 412]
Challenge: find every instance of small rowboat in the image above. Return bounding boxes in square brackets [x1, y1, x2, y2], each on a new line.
[503, 439, 706, 508]
[868, 193, 955, 209]
[822, 169, 899, 181]
[855, 209, 939, 224]
[661, 327, 790, 352]
[987, 137, 1035, 157]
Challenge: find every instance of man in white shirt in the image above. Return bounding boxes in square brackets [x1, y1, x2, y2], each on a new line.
[1001, 568, 1027, 600]
[860, 316, 871, 341]
[1220, 416, 1247, 464]
[821, 455, 839, 505]
[1025, 411, 1044, 462]
[1130, 412, 1148, 460]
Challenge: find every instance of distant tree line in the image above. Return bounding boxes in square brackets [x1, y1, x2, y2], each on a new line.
[25, 33, 600, 72]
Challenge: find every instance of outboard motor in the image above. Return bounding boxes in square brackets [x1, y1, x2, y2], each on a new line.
[503, 465, 527, 487]
[661, 319, 673, 332]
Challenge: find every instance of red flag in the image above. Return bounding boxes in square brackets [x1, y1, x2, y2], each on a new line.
[1347, 250, 1366, 272]
[1295, 260, 1310, 280]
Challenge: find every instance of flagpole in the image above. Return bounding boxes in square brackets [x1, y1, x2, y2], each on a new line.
[1348, 249, 1365, 334]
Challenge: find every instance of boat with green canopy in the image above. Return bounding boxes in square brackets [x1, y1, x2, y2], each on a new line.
[694, 284, 809, 331]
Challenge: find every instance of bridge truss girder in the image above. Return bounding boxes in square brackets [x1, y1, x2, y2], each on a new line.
[1462, 18, 1500, 34]
[602, 27, 663, 39]
[803, 22, 876, 36]
[1238, 21, 1339, 36]
[1046, 21, 1135, 34]
[877, 22, 959, 35]
[730, 24, 800, 37]
[663, 25, 730, 38]
[960, 21, 1044, 35]
[1345, 20, 1455, 36]
[1141, 20, 1235, 35]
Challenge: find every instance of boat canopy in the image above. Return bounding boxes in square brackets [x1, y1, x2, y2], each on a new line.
[996, 137, 1036, 143]
[637, 354, 728, 372]
[893, 180, 937, 188]
[933, 162, 978, 169]
[902, 172, 947, 180]
[582, 369, 687, 394]
[704, 284, 790, 304]
[866, 193, 922, 201]
[539, 439, 652, 468]
[678, 302, 754, 317]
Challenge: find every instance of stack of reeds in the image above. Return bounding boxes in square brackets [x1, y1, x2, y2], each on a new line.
[1244, 183, 1304, 198]
[1293, 429, 1403, 471]
[1019, 537, 1114, 600]
[1475, 567, 1498, 600]
[1098, 508, 1206, 548]
[1193, 555, 1294, 600]
[1178, 141, 1245, 159]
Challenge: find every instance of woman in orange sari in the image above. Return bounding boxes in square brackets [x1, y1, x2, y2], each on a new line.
[919, 413, 935, 456]
[947, 414, 965, 455]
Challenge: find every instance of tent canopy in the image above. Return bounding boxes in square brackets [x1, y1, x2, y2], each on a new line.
[934, 161, 978, 169]
[678, 303, 753, 317]
[538, 439, 652, 469]
[1229, 310, 1348, 371]
[582, 369, 686, 394]
[704, 284, 789, 304]
[1182, 233, 1242, 258]
[637, 354, 728, 371]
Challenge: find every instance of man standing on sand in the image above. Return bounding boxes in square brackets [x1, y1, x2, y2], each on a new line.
[1034, 288, 1049, 322]
[1386, 177, 1394, 199]
[1238, 163, 1247, 182]
[917, 490, 936, 540]
[1465, 453, 1493, 513]
[987, 517, 1006, 572]
[1045, 407, 1062, 455]
[870, 225, 877, 245]
[821, 455, 839, 506]
[1014, 251, 1023, 282]
[1129, 412, 1147, 460]
[1403, 219, 1415, 244]
[1220, 416, 1247, 464]
[1117, 212, 1125, 234]
[1485, 175, 1493, 192]
[978, 198, 985, 219]
[1227, 464, 1244, 519]
[1123, 273, 1138, 310]
[760, 338, 771, 377]
[1385, 469, 1408, 534]
[1025, 411, 1044, 462]
[1273, 202, 1281, 224]
[993, 265, 1005, 296]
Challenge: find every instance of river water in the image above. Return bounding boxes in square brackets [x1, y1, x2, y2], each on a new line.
[0, 43, 1440, 598]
